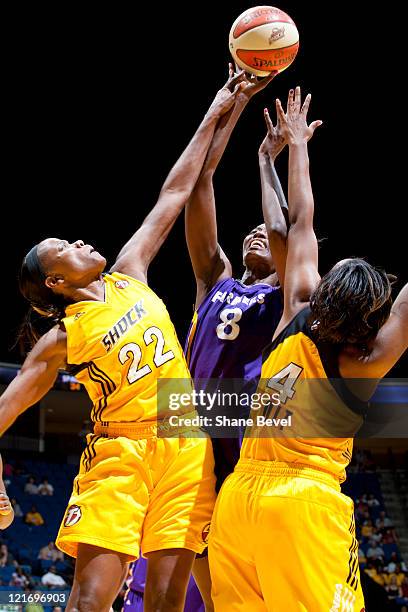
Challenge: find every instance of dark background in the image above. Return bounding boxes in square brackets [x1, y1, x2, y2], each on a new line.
[2, 2, 406, 375]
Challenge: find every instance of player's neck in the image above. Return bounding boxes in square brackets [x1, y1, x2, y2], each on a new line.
[69, 276, 106, 303]
[241, 268, 278, 287]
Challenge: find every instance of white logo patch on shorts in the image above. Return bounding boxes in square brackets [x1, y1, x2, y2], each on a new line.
[64, 504, 82, 527]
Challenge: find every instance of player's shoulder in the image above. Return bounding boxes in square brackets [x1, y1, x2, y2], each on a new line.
[268, 305, 311, 349]
[41, 324, 67, 349]
[23, 325, 67, 368]
[105, 270, 159, 298]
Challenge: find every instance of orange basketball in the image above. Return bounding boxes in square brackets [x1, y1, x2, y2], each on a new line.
[229, 6, 299, 77]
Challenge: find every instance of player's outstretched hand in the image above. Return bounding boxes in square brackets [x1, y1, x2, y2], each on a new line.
[230, 62, 278, 101]
[276, 86, 322, 144]
[207, 67, 247, 119]
[259, 106, 286, 161]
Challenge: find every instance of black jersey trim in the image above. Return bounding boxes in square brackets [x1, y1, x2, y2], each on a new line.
[262, 307, 368, 418]
[262, 306, 311, 363]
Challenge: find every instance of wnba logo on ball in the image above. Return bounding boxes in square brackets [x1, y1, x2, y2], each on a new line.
[64, 504, 82, 527]
[269, 26, 285, 44]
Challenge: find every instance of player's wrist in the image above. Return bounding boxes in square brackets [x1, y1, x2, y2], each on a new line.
[288, 139, 308, 148]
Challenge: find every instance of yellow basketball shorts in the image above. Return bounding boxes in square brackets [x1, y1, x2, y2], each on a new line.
[56, 422, 215, 561]
[209, 459, 365, 612]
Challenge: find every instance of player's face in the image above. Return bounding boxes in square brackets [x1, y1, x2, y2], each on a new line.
[38, 238, 106, 285]
[242, 224, 274, 272]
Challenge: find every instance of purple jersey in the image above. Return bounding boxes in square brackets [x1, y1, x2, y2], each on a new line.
[185, 278, 282, 489]
[186, 278, 281, 383]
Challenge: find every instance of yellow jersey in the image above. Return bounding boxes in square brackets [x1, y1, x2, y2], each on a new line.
[62, 272, 192, 423]
[241, 307, 367, 482]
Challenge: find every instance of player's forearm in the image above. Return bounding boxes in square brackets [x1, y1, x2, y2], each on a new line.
[114, 112, 221, 268]
[287, 143, 314, 228]
[0, 395, 30, 436]
[259, 154, 288, 234]
[259, 153, 287, 285]
[185, 176, 220, 280]
[159, 111, 220, 197]
[0, 366, 58, 436]
[202, 98, 248, 175]
[185, 99, 248, 278]
[269, 157, 288, 217]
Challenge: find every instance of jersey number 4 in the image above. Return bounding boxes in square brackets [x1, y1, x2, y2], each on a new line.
[118, 326, 175, 384]
[266, 362, 303, 404]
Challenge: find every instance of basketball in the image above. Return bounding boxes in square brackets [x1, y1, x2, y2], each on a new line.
[229, 6, 299, 77]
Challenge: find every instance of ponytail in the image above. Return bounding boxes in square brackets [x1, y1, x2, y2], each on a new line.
[17, 245, 68, 354]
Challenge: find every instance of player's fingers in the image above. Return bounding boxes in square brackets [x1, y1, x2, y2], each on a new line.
[228, 62, 234, 79]
[309, 120, 323, 133]
[276, 98, 286, 123]
[287, 88, 294, 114]
[256, 70, 278, 90]
[294, 85, 301, 112]
[230, 69, 245, 84]
[301, 93, 312, 116]
[264, 108, 274, 132]
[232, 81, 246, 97]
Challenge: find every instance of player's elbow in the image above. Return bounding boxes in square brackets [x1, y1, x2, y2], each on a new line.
[288, 214, 313, 234]
[267, 221, 287, 243]
[161, 183, 191, 202]
[289, 201, 314, 228]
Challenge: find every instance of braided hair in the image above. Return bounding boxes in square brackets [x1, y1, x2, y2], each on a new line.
[309, 258, 393, 349]
[17, 245, 69, 352]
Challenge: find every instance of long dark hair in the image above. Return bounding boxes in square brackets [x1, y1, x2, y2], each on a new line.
[310, 258, 393, 347]
[17, 245, 68, 352]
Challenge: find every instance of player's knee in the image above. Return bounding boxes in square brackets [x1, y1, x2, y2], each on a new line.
[146, 586, 185, 611]
[77, 590, 111, 612]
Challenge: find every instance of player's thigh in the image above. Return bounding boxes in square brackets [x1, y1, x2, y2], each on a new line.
[255, 486, 364, 611]
[209, 474, 266, 611]
[143, 435, 216, 555]
[58, 436, 150, 560]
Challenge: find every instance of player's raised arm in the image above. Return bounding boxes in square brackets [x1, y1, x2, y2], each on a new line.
[185, 66, 277, 306]
[258, 105, 288, 288]
[0, 326, 67, 436]
[110, 71, 247, 284]
[352, 282, 408, 378]
[274, 87, 322, 334]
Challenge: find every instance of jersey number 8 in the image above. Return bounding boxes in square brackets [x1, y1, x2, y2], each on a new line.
[216, 308, 243, 341]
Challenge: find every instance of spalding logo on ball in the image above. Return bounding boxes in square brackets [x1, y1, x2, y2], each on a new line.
[229, 6, 299, 76]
